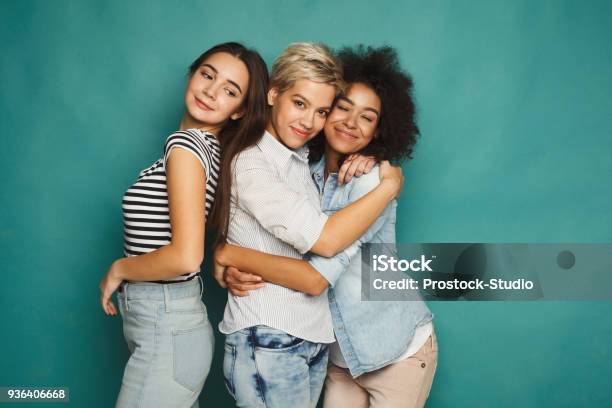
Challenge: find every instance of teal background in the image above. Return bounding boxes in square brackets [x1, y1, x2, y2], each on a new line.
[2, 0, 611, 406]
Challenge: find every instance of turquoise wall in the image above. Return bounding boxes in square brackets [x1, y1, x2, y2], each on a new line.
[2, 0, 611, 406]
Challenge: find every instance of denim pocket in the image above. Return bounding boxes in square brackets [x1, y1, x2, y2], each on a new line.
[254, 331, 306, 352]
[172, 323, 213, 392]
[223, 343, 236, 398]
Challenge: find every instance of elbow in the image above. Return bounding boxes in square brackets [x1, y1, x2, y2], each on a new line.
[306, 275, 329, 297]
[178, 248, 204, 273]
[313, 237, 341, 258]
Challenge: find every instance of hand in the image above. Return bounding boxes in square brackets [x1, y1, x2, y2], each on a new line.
[225, 266, 265, 297]
[213, 259, 227, 288]
[99, 261, 123, 316]
[378, 160, 404, 198]
[213, 244, 229, 288]
[338, 154, 377, 185]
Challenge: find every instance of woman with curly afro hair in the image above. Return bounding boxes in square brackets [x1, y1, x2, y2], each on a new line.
[215, 45, 436, 407]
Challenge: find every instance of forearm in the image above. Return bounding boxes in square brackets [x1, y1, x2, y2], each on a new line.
[219, 245, 327, 295]
[311, 180, 396, 256]
[114, 244, 202, 282]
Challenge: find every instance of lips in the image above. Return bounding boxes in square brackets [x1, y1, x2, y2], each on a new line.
[290, 126, 309, 139]
[335, 127, 357, 140]
[194, 96, 213, 111]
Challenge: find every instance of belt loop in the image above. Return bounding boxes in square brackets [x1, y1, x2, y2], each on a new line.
[198, 275, 204, 297]
[123, 283, 130, 312]
[163, 284, 170, 313]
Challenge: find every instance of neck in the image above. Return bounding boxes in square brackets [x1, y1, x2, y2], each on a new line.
[180, 112, 222, 135]
[324, 144, 343, 179]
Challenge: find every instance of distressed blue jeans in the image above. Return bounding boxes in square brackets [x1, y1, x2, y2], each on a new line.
[116, 277, 214, 408]
[223, 325, 329, 407]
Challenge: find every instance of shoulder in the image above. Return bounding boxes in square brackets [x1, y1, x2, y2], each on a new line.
[170, 128, 219, 145]
[234, 144, 273, 172]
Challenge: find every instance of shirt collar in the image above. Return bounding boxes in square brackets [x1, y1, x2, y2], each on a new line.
[310, 155, 333, 191]
[257, 130, 310, 169]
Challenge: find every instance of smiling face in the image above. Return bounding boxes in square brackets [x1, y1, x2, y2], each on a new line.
[183, 52, 250, 134]
[266, 79, 336, 150]
[324, 82, 381, 155]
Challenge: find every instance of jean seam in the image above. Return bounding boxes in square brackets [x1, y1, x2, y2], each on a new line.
[249, 328, 268, 407]
[134, 301, 161, 408]
[224, 343, 237, 398]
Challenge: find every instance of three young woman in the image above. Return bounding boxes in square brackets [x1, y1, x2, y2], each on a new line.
[216, 45, 437, 408]
[99, 42, 268, 407]
[101, 41, 434, 408]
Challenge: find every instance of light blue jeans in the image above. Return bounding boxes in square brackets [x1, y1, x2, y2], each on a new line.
[116, 277, 214, 408]
[223, 325, 329, 408]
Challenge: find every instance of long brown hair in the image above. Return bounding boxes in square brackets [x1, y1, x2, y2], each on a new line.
[204, 43, 269, 246]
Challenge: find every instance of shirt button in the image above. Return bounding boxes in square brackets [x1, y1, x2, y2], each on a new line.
[347, 352, 353, 357]
[337, 326, 344, 331]
[421, 363, 426, 368]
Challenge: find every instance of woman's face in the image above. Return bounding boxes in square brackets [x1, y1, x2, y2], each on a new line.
[184, 52, 250, 130]
[267, 79, 336, 150]
[324, 82, 381, 155]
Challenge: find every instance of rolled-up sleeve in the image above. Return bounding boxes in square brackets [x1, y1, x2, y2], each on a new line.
[233, 154, 328, 254]
[308, 166, 395, 286]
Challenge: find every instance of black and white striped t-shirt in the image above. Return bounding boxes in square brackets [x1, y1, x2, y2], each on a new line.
[122, 129, 220, 283]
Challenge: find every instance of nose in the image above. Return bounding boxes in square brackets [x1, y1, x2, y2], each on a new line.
[202, 81, 219, 101]
[344, 111, 358, 129]
[299, 110, 315, 130]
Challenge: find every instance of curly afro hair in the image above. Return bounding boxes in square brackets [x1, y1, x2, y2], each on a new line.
[308, 45, 419, 164]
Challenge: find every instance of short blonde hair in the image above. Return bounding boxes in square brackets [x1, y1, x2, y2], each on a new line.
[270, 42, 345, 94]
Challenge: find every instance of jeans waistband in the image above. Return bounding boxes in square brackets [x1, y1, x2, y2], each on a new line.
[119, 275, 203, 301]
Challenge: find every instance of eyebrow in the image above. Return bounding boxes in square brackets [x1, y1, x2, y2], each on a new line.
[294, 93, 332, 110]
[337, 96, 380, 116]
[201, 63, 243, 94]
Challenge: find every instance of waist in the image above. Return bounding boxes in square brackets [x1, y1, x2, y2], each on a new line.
[220, 284, 335, 343]
[118, 275, 203, 301]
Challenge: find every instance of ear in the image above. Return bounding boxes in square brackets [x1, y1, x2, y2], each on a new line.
[230, 109, 245, 120]
[267, 87, 279, 106]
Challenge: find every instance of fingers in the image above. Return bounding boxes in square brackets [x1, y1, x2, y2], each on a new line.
[338, 158, 351, 185]
[226, 269, 265, 291]
[224, 267, 264, 297]
[228, 282, 266, 292]
[107, 300, 118, 316]
[338, 158, 359, 185]
[100, 292, 118, 316]
[229, 287, 250, 297]
[339, 155, 378, 185]
[213, 262, 227, 288]
[226, 267, 262, 283]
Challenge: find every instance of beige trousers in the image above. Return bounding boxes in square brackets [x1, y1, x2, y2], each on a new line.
[323, 331, 438, 408]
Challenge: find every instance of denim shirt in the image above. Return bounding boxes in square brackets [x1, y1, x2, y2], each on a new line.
[308, 157, 433, 378]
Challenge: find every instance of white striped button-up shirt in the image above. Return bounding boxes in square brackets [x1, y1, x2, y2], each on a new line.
[219, 131, 335, 343]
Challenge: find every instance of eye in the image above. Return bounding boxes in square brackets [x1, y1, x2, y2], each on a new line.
[294, 100, 305, 108]
[336, 105, 350, 112]
[201, 71, 213, 80]
[318, 110, 329, 118]
[361, 115, 374, 123]
[224, 88, 237, 97]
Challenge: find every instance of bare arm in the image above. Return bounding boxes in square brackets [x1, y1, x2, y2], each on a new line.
[310, 161, 402, 257]
[216, 244, 328, 296]
[100, 148, 206, 314]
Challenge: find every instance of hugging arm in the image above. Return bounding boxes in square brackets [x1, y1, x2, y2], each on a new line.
[219, 166, 396, 296]
[235, 157, 401, 258]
